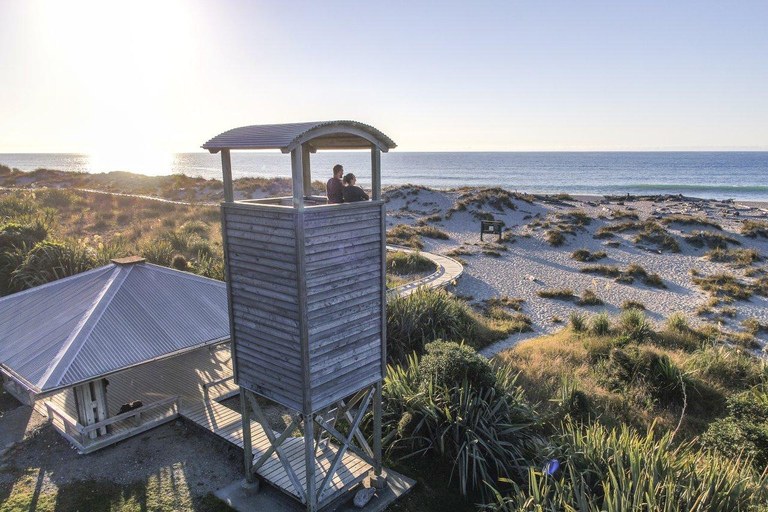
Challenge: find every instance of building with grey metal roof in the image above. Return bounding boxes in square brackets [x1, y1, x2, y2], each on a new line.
[0, 257, 229, 396]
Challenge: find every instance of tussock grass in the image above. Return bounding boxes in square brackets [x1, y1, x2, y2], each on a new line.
[662, 214, 722, 230]
[537, 288, 575, 300]
[705, 247, 762, 266]
[621, 299, 646, 310]
[692, 273, 754, 301]
[741, 219, 768, 238]
[685, 230, 740, 249]
[577, 289, 603, 306]
[386, 224, 449, 249]
[570, 248, 607, 262]
[581, 263, 666, 288]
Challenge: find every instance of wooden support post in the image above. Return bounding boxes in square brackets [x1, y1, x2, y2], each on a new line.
[291, 147, 305, 209]
[373, 381, 383, 476]
[304, 412, 317, 511]
[302, 144, 312, 196]
[221, 149, 234, 203]
[241, 391, 254, 482]
[371, 146, 382, 200]
[93, 379, 109, 436]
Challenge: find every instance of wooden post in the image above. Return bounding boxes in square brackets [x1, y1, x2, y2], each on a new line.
[221, 149, 234, 203]
[304, 413, 317, 511]
[302, 145, 312, 197]
[93, 379, 109, 436]
[371, 146, 382, 200]
[373, 381, 383, 477]
[241, 391, 254, 482]
[291, 147, 305, 209]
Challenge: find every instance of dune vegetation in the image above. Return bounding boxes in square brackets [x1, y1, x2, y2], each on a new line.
[382, 305, 768, 511]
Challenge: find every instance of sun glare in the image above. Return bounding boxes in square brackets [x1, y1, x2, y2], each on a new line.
[32, 0, 199, 172]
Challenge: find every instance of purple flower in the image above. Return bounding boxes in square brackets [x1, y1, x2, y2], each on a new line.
[542, 459, 559, 476]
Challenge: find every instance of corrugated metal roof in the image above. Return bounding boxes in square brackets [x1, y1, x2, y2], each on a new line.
[202, 120, 397, 153]
[0, 262, 229, 393]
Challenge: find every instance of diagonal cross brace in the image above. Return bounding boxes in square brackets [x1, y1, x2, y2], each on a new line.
[315, 387, 374, 503]
[246, 392, 306, 502]
[252, 416, 299, 473]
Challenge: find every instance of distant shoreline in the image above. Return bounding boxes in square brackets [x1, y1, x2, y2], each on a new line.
[3, 165, 768, 209]
[3, 150, 768, 201]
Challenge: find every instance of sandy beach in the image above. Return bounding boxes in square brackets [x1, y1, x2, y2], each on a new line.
[383, 186, 768, 355]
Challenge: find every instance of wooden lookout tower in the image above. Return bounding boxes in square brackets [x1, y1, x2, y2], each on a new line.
[203, 121, 396, 510]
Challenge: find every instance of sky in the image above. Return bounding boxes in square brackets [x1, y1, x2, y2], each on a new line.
[0, 0, 767, 159]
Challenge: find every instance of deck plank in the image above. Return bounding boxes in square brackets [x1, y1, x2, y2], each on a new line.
[180, 399, 371, 502]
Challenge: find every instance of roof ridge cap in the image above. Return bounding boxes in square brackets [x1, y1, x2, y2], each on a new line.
[37, 265, 132, 389]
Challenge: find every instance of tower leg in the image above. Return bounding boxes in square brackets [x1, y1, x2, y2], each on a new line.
[304, 412, 317, 511]
[369, 380, 388, 489]
[241, 391, 254, 483]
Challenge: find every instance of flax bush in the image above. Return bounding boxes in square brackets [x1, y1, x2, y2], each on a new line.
[486, 421, 768, 512]
[382, 354, 540, 500]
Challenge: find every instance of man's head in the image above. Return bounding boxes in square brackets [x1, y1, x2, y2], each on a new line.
[343, 173, 356, 185]
[333, 164, 344, 178]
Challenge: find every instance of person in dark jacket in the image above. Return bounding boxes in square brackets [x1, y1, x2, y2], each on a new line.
[326, 164, 344, 204]
[342, 173, 370, 202]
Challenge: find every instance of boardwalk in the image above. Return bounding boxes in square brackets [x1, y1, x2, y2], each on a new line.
[386, 245, 464, 299]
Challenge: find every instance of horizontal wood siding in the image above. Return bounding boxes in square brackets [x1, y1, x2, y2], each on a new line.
[304, 203, 384, 409]
[223, 205, 303, 409]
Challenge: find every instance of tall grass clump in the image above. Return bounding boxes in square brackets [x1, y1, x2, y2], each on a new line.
[617, 307, 653, 341]
[589, 312, 611, 336]
[9, 240, 97, 291]
[486, 421, 768, 512]
[386, 250, 436, 275]
[387, 287, 512, 362]
[382, 354, 540, 500]
[569, 311, 587, 332]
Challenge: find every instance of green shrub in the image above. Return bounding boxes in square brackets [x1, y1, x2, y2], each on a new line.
[702, 390, 768, 469]
[0, 222, 48, 252]
[417, 341, 496, 391]
[589, 312, 611, 336]
[0, 193, 36, 220]
[36, 188, 78, 209]
[139, 239, 175, 266]
[194, 252, 226, 281]
[172, 254, 188, 271]
[688, 344, 764, 390]
[383, 356, 540, 500]
[486, 421, 768, 512]
[179, 220, 210, 236]
[9, 240, 97, 291]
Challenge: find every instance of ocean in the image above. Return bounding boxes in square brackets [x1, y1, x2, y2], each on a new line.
[2, 152, 768, 201]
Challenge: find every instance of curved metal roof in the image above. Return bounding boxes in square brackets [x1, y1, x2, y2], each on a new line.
[0, 261, 229, 393]
[202, 120, 397, 153]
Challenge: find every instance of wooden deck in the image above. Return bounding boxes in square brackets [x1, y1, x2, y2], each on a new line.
[39, 342, 238, 453]
[182, 399, 371, 504]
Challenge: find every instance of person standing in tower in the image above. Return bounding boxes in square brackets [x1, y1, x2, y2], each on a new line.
[326, 164, 344, 204]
